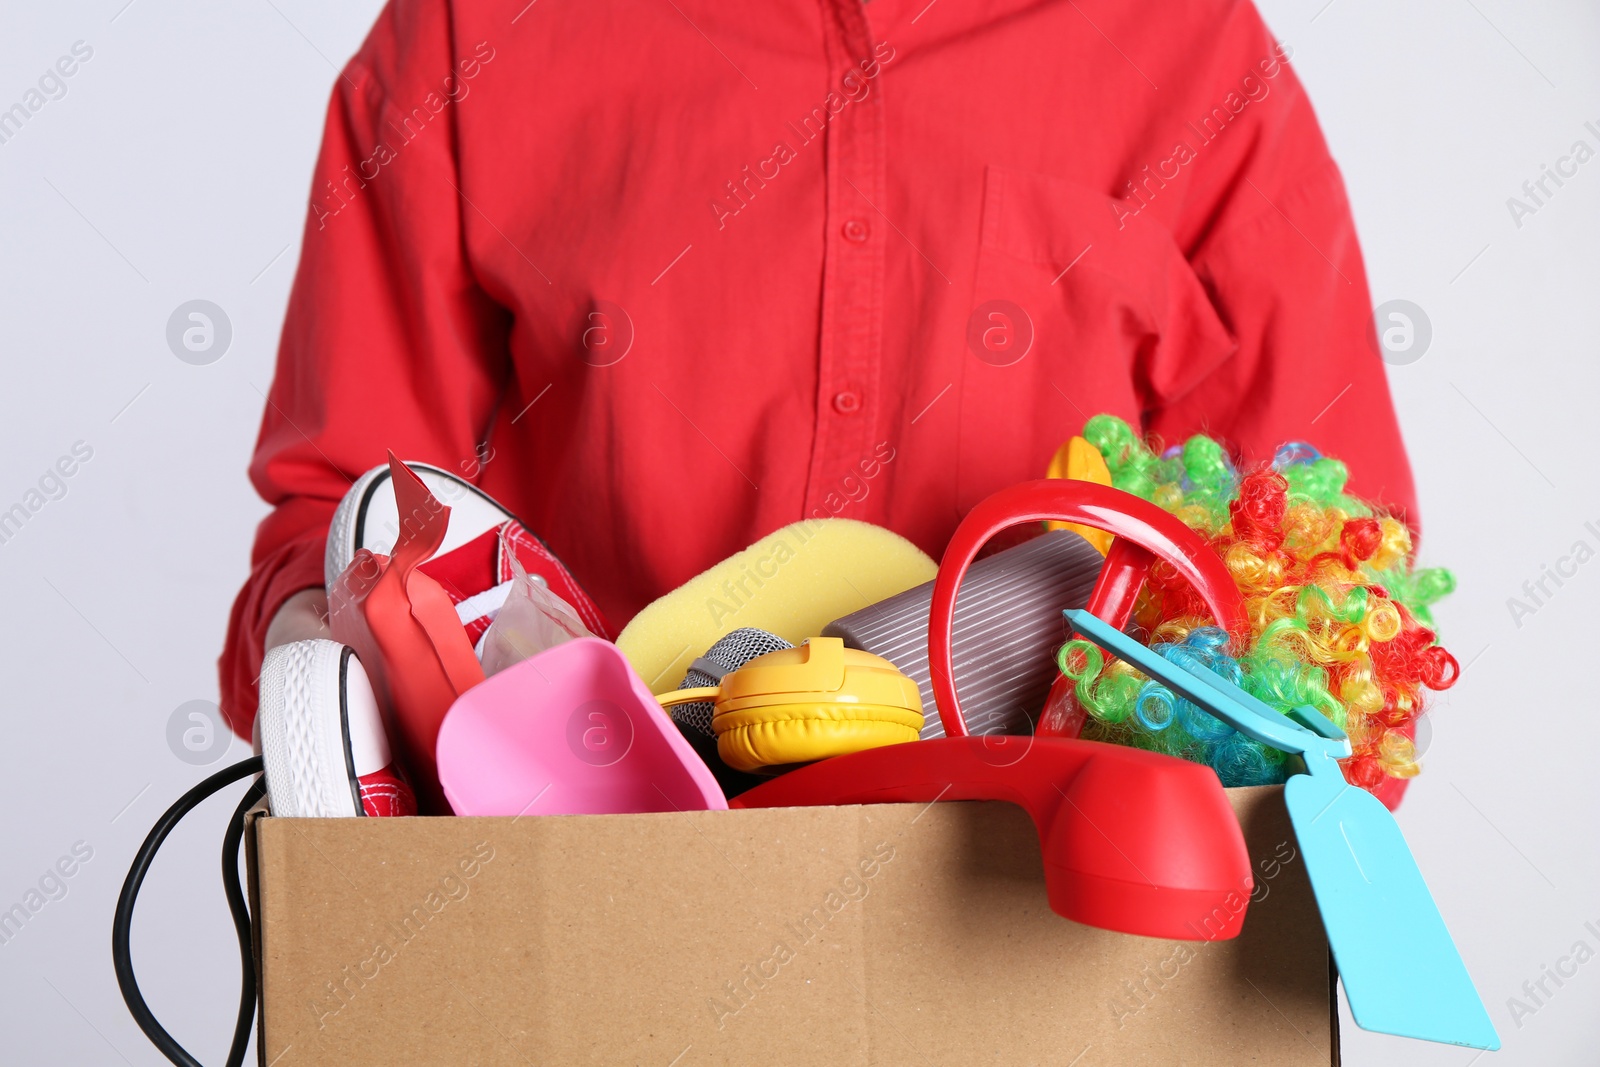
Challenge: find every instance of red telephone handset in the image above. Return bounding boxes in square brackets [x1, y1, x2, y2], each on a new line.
[734, 481, 1255, 941]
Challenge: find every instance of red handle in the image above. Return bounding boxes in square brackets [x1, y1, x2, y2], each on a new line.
[929, 481, 1247, 738]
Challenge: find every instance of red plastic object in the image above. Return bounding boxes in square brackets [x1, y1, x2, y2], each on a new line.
[734, 735, 1252, 940]
[734, 480, 1257, 940]
[928, 480, 1247, 739]
[1083, 537, 1153, 631]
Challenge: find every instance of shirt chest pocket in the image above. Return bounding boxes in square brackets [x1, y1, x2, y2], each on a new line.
[955, 165, 1236, 507]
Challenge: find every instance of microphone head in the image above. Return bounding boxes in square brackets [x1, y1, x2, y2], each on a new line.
[670, 627, 793, 799]
[670, 627, 794, 739]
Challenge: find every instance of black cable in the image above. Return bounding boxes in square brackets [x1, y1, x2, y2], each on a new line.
[113, 757, 264, 1067]
[222, 776, 268, 1067]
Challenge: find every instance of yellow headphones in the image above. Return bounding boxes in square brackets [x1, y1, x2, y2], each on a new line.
[656, 638, 924, 773]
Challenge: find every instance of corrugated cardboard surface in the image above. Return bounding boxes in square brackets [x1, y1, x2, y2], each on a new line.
[254, 786, 1334, 1065]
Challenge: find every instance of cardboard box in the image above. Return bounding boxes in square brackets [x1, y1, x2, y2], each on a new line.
[250, 786, 1336, 1065]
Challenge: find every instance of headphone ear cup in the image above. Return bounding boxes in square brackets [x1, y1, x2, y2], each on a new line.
[672, 719, 771, 797]
[713, 703, 924, 772]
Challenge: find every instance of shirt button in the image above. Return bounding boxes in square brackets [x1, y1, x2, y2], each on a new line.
[833, 390, 861, 414]
[842, 219, 870, 243]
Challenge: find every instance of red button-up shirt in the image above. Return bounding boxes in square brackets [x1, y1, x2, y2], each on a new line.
[221, 0, 1417, 738]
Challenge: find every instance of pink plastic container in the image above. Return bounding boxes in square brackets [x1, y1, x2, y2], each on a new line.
[436, 638, 728, 816]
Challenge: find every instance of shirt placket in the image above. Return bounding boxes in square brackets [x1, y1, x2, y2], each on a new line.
[804, 0, 886, 517]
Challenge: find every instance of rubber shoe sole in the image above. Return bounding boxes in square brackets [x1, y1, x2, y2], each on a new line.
[258, 639, 415, 818]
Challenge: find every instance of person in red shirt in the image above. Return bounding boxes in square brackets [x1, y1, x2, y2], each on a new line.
[224, 0, 1416, 755]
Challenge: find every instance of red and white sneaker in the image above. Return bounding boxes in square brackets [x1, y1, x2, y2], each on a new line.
[258, 639, 416, 817]
[324, 461, 611, 647]
[258, 460, 609, 817]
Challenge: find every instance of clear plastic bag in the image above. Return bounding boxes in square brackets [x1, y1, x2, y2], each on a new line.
[477, 536, 595, 676]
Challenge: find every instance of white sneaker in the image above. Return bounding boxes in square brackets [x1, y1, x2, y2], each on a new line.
[258, 639, 415, 817]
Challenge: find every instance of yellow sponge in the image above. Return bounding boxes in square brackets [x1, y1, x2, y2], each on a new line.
[617, 519, 937, 690]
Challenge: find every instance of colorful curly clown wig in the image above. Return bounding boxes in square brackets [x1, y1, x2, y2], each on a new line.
[1055, 415, 1458, 791]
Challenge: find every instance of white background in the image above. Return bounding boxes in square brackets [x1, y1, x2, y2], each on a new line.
[0, 1, 1595, 1063]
